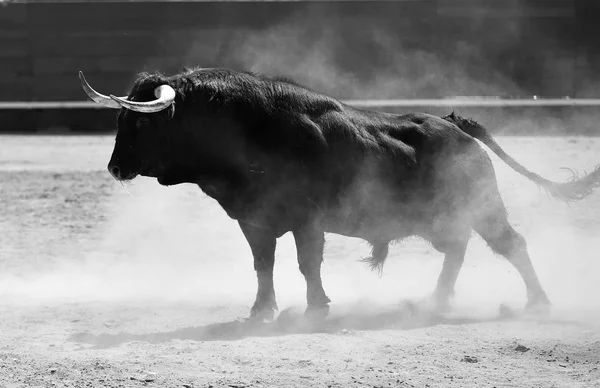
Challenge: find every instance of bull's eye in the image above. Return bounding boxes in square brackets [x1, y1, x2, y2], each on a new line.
[136, 117, 151, 129]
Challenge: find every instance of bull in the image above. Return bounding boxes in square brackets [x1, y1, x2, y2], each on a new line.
[80, 67, 600, 320]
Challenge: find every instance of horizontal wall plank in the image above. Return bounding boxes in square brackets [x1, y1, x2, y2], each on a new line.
[33, 57, 145, 75]
[0, 30, 28, 38]
[0, 109, 117, 133]
[27, 2, 169, 24]
[33, 56, 194, 75]
[0, 35, 28, 47]
[31, 72, 139, 101]
[33, 31, 158, 38]
[31, 35, 163, 57]
[0, 40, 29, 58]
[0, 111, 36, 132]
[0, 3, 26, 17]
[0, 57, 31, 77]
[0, 76, 33, 101]
[0, 0, 595, 111]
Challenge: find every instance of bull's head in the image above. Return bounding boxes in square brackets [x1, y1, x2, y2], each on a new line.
[79, 71, 178, 183]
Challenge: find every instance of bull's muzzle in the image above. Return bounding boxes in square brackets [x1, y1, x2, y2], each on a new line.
[108, 164, 122, 180]
[107, 162, 137, 181]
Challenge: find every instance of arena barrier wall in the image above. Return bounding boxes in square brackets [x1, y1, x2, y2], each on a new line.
[1, 99, 599, 136]
[0, 0, 598, 134]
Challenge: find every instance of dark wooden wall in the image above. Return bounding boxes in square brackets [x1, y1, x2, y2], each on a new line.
[0, 0, 598, 133]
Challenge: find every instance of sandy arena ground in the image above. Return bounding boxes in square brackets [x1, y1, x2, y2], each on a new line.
[1, 134, 600, 387]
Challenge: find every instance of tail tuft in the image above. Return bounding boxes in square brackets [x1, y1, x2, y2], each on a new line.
[549, 165, 600, 202]
[360, 241, 390, 277]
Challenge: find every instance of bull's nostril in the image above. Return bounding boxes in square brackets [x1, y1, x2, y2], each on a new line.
[108, 165, 121, 179]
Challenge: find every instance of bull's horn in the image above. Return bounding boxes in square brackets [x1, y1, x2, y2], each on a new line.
[79, 71, 122, 109]
[109, 85, 176, 113]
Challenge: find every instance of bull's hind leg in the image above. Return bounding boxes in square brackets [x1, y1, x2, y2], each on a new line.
[473, 203, 551, 312]
[428, 221, 471, 312]
[239, 221, 278, 321]
[292, 224, 331, 318]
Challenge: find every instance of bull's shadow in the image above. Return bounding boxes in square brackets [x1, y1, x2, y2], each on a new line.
[68, 302, 515, 349]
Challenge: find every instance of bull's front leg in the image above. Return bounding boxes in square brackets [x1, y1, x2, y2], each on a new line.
[292, 224, 331, 318]
[239, 221, 278, 321]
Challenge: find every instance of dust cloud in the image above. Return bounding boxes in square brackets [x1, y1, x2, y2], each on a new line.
[180, 8, 524, 99]
[2, 2, 599, 331]
[3, 143, 599, 330]
[1, 175, 438, 311]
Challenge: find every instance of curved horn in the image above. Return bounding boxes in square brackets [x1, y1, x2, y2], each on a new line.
[109, 85, 176, 113]
[79, 71, 122, 109]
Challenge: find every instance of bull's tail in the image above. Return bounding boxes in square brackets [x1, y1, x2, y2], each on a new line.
[442, 111, 600, 202]
[360, 240, 390, 277]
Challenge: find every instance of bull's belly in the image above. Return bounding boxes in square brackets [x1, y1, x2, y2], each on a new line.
[323, 205, 422, 241]
[318, 178, 432, 240]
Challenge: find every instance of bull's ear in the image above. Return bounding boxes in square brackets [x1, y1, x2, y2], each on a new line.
[167, 102, 176, 120]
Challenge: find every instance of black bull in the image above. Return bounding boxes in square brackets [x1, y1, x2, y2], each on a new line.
[80, 68, 600, 320]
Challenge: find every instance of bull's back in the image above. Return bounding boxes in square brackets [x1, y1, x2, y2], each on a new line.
[316, 108, 498, 234]
[330, 108, 486, 177]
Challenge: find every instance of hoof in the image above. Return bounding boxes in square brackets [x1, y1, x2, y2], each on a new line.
[424, 293, 453, 314]
[498, 303, 517, 319]
[249, 306, 277, 322]
[525, 300, 551, 317]
[305, 304, 329, 320]
[433, 299, 452, 314]
[525, 292, 551, 316]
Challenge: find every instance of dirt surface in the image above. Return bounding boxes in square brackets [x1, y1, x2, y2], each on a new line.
[1, 134, 600, 387]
